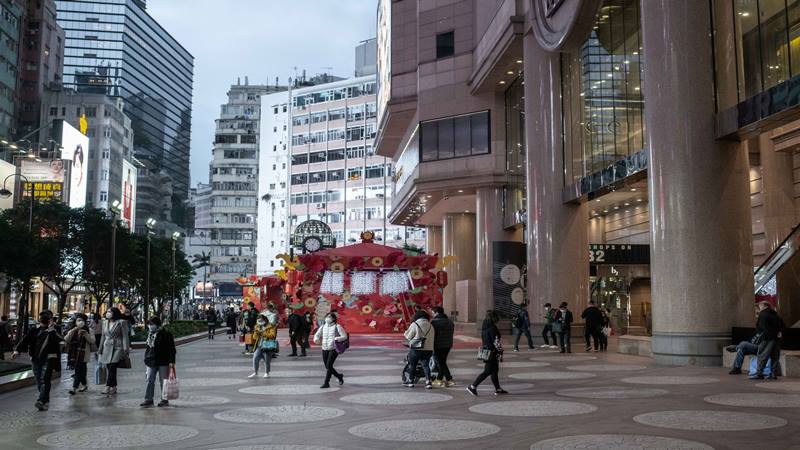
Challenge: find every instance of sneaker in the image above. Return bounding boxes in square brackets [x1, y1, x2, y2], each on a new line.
[539, 344, 549, 348]
[494, 389, 509, 395]
[68, 389, 76, 396]
[549, 345, 558, 349]
[466, 385, 478, 396]
[320, 383, 331, 389]
[262, 372, 269, 378]
[140, 400, 154, 408]
[248, 372, 258, 378]
[404, 383, 415, 388]
[337, 375, 344, 386]
[445, 380, 457, 387]
[78, 384, 88, 392]
[513, 348, 520, 352]
[107, 387, 117, 395]
[425, 382, 433, 389]
[585, 347, 592, 352]
[728, 369, 742, 375]
[100, 386, 110, 394]
[35, 401, 45, 411]
[431, 380, 444, 387]
[41, 403, 49, 411]
[157, 400, 169, 407]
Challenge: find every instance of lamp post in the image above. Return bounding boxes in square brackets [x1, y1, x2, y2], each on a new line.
[1, 174, 34, 341]
[144, 218, 156, 321]
[108, 200, 122, 310]
[170, 231, 180, 322]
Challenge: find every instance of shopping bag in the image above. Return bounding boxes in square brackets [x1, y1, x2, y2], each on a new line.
[244, 333, 254, 345]
[162, 366, 179, 400]
[95, 362, 107, 385]
[476, 347, 491, 361]
[239, 334, 245, 343]
[602, 326, 612, 337]
[748, 358, 772, 377]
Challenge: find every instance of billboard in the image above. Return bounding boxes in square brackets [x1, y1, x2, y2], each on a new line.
[376, 0, 392, 125]
[19, 159, 65, 201]
[121, 159, 137, 229]
[61, 121, 89, 208]
[0, 160, 15, 210]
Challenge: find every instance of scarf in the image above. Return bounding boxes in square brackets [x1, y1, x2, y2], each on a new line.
[146, 328, 158, 348]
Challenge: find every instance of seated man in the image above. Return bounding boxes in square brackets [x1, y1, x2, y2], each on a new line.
[728, 340, 759, 375]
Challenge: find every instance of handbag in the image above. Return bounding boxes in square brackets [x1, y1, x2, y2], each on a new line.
[477, 347, 491, 361]
[602, 326, 612, 337]
[162, 366, 180, 400]
[334, 326, 349, 354]
[261, 339, 278, 351]
[118, 353, 132, 369]
[244, 333, 254, 345]
[408, 323, 430, 349]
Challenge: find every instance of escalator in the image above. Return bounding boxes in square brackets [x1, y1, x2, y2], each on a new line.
[754, 223, 800, 296]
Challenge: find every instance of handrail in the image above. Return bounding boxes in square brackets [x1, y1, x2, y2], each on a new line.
[754, 222, 800, 294]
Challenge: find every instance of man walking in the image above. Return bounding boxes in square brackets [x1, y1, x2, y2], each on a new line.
[12, 311, 63, 411]
[512, 305, 534, 352]
[430, 306, 455, 387]
[205, 307, 218, 340]
[751, 301, 785, 380]
[580, 301, 603, 352]
[540, 304, 558, 349]
[286, 308, 305, 357]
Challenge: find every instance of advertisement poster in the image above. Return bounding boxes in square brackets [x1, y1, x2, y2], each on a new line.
[61, 121, 89, 208]
[493, 241, 527, 319]
[19, 159, 65, 201]
[0, 160, 15, 209]
[121, 159, 137, 229]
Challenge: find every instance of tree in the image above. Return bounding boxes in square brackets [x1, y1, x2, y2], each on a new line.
[192, 251, 211, 307]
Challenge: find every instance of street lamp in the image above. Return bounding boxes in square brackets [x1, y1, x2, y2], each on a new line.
[108, 199, 122, 310]
[1, 174, 34, 341]
[170, 231, 180, 322]
[144, 218, 156, 321]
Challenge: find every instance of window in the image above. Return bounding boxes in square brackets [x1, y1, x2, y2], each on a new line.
[85, 107, 97, 117]
[348, 167, 363, 181]
[366, 165, 386, 179]
[282, 105, 287, 112]
[328, 169, 344, 181]
[310, 171, 326, 183]
[420, 111, 490, 161]
[101, 169, 109, 181]
[291, 174, 308, 185]
[215, 134, 237, 144]
[436, 31, 455, 59]
[241, 135, 257, 144]
[269, 183, 275, 189]
[99, 191, 108, 202]
[309, 151, 326, 164]
[291, 154, 308, 165]
[49, 107, 57, 116]
[328, 148, 345, 161]
[328, 108, 346, 121]
[102, 150, 110, 159]
[274, 107, 278, 114]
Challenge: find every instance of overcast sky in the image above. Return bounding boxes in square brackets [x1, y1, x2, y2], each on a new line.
[147, 0, 378, 187]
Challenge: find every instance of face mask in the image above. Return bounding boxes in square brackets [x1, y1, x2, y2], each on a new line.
[105, 312, 113, 319]
[257, 320, 266, 326]
[325, 317, 334, 325]
[148, 324, 158, 332]
[40, 318, 50, 326]
[75, 320, 85, 328]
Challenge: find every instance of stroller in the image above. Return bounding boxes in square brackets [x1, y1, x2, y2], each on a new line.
[401, 353, 439, 384]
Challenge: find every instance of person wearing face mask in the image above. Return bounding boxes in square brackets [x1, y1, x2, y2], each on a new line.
[140, 316, 176, 407]
[64, 313, 96, 395]
[248, 314, 278, 378]
[98, 307, 130, 395]
[12, 311, 63, 410]
[313, 312, 348, 388]
[540, 303, 559, 349]
[553, 302, 573, 354]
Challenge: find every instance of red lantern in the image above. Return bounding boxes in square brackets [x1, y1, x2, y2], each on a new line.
[436, 270, 448, 288]
[287, 270, 299, 286]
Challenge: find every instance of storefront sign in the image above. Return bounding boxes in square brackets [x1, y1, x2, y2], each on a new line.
[589, 244, 649, 265]
[19, 160, 65, 201]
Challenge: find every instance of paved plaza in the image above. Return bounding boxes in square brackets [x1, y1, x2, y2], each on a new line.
[1, 334, 799, 449]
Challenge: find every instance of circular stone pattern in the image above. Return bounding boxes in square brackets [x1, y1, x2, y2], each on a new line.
[112, 395, 231, 408]
[212, 446, 341, 450]
[704, 393, 800, 408]
[469, 400, 597, 417]
[337, 356, 393, 362]
[340, 391, 452, 405]
[333, 364, 399, 371]
[447, 382, 534, 393]
[509, 371, 596, 381]
[633, 410, 786, 431]
[214, 406, 345, 424]
[621, 376, 719, 385]
[185, 366, 252, 373]
[566, 364, 646, 372]
[476, 361, 551, 368]
[755, 381, 800, 392]
[557, 386, 668, 399]
[530, 355, 597, 362]
[264, 370, 326, 378]
[348, 419, 500, 442]
[529, 434, 714, 450]
[271, 360, 325, 367]
[207, 358, 259, 364]
[181, 378, 248, 387]
[1, 410, 86, 432]
[37, 425, 199, 448]
[347, 375, 403, 385]
[239, 385, 340, 395]
[449, 368, 483, 376]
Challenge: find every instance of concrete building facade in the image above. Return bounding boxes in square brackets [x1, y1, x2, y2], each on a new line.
[0, 0, 23, 140]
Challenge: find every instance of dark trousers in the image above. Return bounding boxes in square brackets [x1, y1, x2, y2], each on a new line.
[106, 362, 118, 387]
[406, 349, 433, 384]
[290, 332, 306, 356]
[322, 350, 341, 385]
[472, 354, 500, 389]
[756, 339, 781, 376]
[31, 358, 54, 404]
[598, 330, 608, 351]
[514, 326, 534, 350]
[542, 324, 557, 346]
[72, 361, 88, 389]
[303, 331, 311, 349]
[207, 324, 216, 339]
[584, 326, 600, 350]
[559, 330, 571, 353]
[434, 348, 452, 381]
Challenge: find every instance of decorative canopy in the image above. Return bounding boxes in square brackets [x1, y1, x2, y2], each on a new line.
[291, 219, 336, 249]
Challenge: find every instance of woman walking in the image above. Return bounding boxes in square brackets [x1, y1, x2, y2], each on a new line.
[140, 316, 176, 407]
[64, 313, 95, 395]
[98, 307, 130, 395]
[404, 309, 436, 389]
[248, 314, 278, 378]
[313, 312, 347, 388]
[467, 310, 508, 396]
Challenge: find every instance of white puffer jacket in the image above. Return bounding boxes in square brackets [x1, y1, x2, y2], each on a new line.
[404, 318, 435, 351]
[313, 322, 348, 351]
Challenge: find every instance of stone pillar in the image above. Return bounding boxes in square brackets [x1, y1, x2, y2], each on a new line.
[523, 33, 589, 329]
[442, 213, 476, 321]
[588, 216, 605, 244]
[475, 187, 506, 318]
[642, 0, 753, 366]
[425, 226, 443, 256]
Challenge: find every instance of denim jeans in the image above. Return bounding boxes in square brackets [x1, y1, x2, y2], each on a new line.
[207, 324, 216, 339]
[732, 341, 759, 370]
[514, 326, 534, 350]
[144, 365, 170, 402]
[72, 361, 88, 389]
[252, 346, 272, 373]
[406, 349, 433, 384]
[31, 358, 54, 404]
[559, 330, 572, 353]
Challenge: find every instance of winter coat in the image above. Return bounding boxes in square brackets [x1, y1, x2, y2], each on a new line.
[264, 310, 278, 326]
[404, 318, 435, 352]
[287, 313, 304, 334]
[15, 325, 62, 361]
[98, 320, 130, 364]
[314, 322, 348, 351]
[481, 323, 502, 355]
[554, 309, 573, 329]
[756, 308, 786, 341]
[144, 329, 176, 367]
[581, 306, 603, 329]
[64, 326, 96, 363]
[225, 311, 238, 328]
[431, 314, 454, 349]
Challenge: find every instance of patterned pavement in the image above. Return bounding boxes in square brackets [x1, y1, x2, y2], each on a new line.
[0, 333, 799, 449]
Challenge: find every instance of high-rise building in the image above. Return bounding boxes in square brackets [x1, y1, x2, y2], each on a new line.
[54, 0, 193, 229]
[0, 0, 23, 141]
[207, 80, 285, 284]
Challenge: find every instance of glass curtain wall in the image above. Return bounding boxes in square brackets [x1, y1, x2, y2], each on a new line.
[504, 76, 527, 229]
[561, 0, 644, 186]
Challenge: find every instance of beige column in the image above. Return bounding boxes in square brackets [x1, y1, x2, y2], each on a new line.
[442, 213, 476, 321]
[588, 216, 605, 244]
[425, 226, 443, 256]
[522, 33, 589, 328]
[475, 187, 506, 318]
[642, 0, 753, 366]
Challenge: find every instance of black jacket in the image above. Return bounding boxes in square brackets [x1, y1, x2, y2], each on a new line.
[431, 314, 454, 349]
[205, 309, 218, 325]
[287, 313, 305, 333]
[225, 311, 238, 328]
[481, 323, 501, 352]
[243, 309, 259, 329]
[144, 329, 176, 367]
[555, 309, 573, 328]
[756, 308, 785, 341]
[15, 325, 62, 360]
[581, 306, 603, 329]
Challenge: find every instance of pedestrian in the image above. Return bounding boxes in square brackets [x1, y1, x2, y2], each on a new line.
[264, 303, 278, 326]
[0, 315, 12, 360]
[286, 308, 305, 357]
[140, 316, 176, 407]
[751, 301, 786, 380]
[581, 300, 602, 352]
[205, 308, 218, 340]
[430, 306, 455, 387]
[98, 306, 131, 395]
[540, 303, 559, 349]
[598, 307, 610, 351]
[467, 310, 508, 396]
[313, 311, 347, 388]
[225, 307, 238, 340]
[512, 305, 534, 352]
[554, 302, 573, 353]
[728, 336, 761, 375]
[403, 309, 436, 389]
[88, 313, 102, 349]
[303, 311, 314, 353]
[248, 313, 278, 378]
[11, 310, 62, 410]
[64, 313, 95, 395]
[241, 302, 259, 354]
